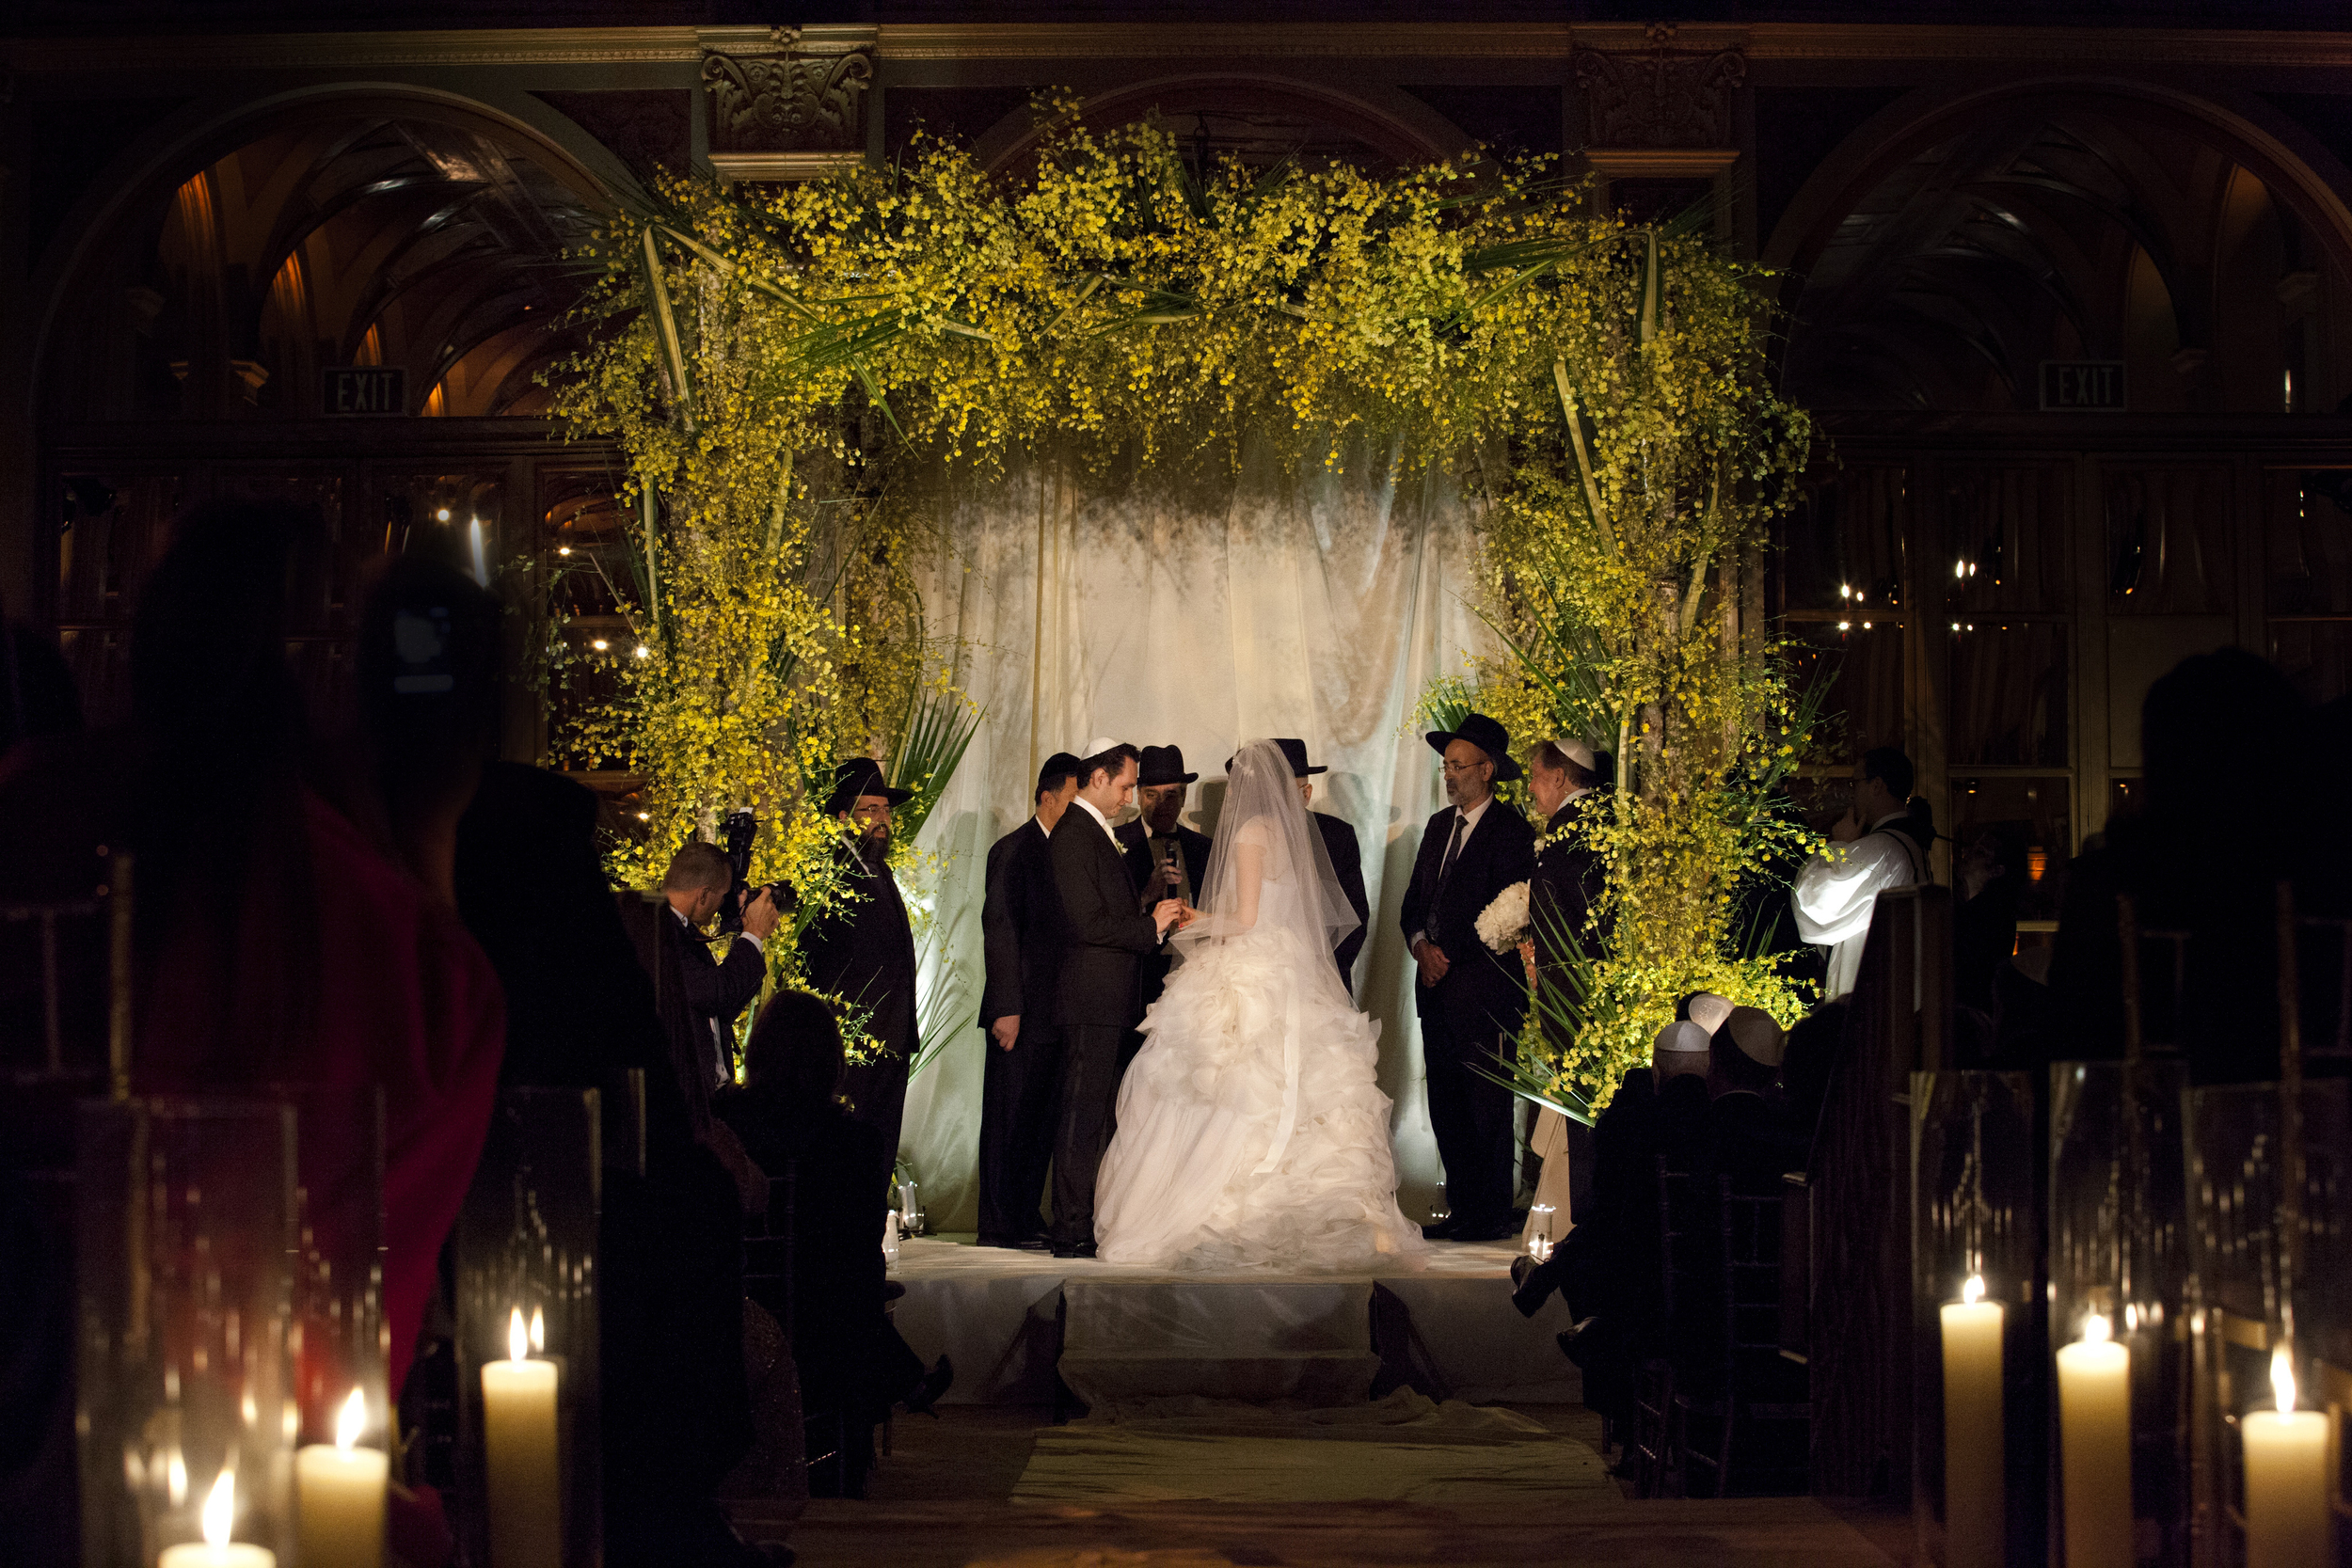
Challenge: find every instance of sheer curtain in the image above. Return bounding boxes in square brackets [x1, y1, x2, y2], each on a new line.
[898, 447, 1492, 1231]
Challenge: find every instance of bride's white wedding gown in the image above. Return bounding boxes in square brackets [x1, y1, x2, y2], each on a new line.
[1092, 780, 1429, 1272]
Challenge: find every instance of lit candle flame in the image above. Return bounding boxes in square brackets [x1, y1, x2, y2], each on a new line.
[2271, 1345, 2297, 1415]
[2083, 1313, 2111, 1345]
[336, 1387, 366, 1452]
[1962, 1274, 1985, 1307]
[201, 1469, 233, 1549]
[508, 1307, 529, 1364]
[530, 1306, 546, 1353]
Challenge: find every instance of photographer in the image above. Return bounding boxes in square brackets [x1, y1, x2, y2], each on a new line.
[663, 842, 780, 1089]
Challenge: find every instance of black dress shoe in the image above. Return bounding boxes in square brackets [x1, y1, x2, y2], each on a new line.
[1050, 1241, 1097, 1259]
[1510, 1255, 1535, 1291]
[901, 1354, 955, 1417]
[1421, 1216, 1461, 1241]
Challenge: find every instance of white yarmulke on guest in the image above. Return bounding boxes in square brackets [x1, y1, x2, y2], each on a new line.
[1653, 1020, 1712, 1072]
[1556, 737, 1598, 772]
[1686, 992, 1735, 1035]
[1724, 1006, 1786, 1068]
[1082, 736, 1124, 759]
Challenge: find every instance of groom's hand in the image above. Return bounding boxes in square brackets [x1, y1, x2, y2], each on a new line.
[1152, 898, 1184, 936]
[990, 1016, 1020, 1052]
[1413, 938, 1451, 987]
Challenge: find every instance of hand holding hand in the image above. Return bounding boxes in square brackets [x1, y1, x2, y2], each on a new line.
[990, 1016, 1020, 1052]
[1152, 898, 1185, 936]
[742, 887, 782, 940]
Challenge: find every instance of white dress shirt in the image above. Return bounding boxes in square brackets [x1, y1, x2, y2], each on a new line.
[1790, 812, 1924, 999]
[1413, 793, 1495, 952]
[1073, 794, 1120, 847]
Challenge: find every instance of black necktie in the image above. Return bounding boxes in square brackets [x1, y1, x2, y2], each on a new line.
[1431, 810, 1467, 937]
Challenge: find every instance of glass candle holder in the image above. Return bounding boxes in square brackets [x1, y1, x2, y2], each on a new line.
[1913, 1069, 2042, 1568]
[2049, 1060, 2190, 1568]
[2182, 1080, 2349, 1568]
[76, 1097, 299, 1567]
[453, 1087, 601, 1568]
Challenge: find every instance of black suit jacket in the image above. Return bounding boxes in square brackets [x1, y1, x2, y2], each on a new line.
[1398, 797, 1536, 1045]
[1052, 808, 1162, 1028]
[1533, 798, 1607, 970]
[980, 816, 1066, 1040]
[1117, 819, 1214, 910]
[675, 910, 768, 1085]
[1312, 812, 1372, 987]
[799, 843, 919, 1061]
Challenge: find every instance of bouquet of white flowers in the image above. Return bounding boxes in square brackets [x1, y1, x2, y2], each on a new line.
[1475, 880, 1533, 954]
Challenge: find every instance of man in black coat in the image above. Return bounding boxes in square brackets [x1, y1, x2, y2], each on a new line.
[1399, 712, 1537, 1242]
[975, 752, 1082, 1249]
[1049, 738, 1187, 1258]
[798, 757, 920, 1161]
[1526, 738, 1609, 1002]
[661, 841, 779, 1090]
[1116, 744, 1215, 1062]
[1262, 737, 1372, 990]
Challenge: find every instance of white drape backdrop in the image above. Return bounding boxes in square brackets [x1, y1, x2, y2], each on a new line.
[896, 451, 1495, 1233]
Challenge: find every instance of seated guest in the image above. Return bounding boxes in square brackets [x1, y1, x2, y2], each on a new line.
[1789, 747, 1931, 999]
[714, 991, 950, 1497]
[662, 842, 780, 1090]
[122, 507, 506, 1412]
[1651, 1022, 1716, 1174]
[1778, 1002, 1850, 1159]
[1701, 1006, 1806, 1194]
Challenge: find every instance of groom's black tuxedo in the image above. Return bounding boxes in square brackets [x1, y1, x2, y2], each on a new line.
[1049, 804, 1166, 1251]
[1399, 795, 1535, 1235]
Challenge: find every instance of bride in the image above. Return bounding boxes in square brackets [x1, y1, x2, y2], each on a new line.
[1093, 738, 1429, 1271]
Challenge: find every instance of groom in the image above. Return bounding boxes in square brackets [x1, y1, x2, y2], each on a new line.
[1048, 737, 1187, 1258]
[1399, 712, 1535, 1242]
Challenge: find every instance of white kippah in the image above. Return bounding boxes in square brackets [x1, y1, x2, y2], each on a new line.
[1686, 992, 1735, 1035]
[1082, 736, 1123, 759]
[1557, 737, 1598, 772]
[1724, 1006, 1786, 1068]
[1653, 1020, 1711, 1059]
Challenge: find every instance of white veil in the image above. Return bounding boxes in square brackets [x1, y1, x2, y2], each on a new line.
[1170, 738, 1362, 963]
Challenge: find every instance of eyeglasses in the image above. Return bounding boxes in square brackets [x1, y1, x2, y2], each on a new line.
[1440, 761, 1490, 778]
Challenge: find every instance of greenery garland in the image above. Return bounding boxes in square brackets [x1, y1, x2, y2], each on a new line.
[547, 102, 1820, 1102]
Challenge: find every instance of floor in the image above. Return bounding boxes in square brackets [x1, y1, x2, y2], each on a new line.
[729, 1404, 1912, 1567]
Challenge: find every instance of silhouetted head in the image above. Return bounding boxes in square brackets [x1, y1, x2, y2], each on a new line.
[743, 990, 846, 1115]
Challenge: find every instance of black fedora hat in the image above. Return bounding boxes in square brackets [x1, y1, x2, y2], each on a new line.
[1424, 712, 1522, 781]
[1136, 744, 1198, 786]
[823, 756, 914, 815]
[1229, 737, 1327, 777]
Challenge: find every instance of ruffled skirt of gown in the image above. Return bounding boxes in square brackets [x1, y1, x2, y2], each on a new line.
[1092, 925, 1429, 1272]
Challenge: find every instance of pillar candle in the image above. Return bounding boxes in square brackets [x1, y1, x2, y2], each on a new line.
[1940, 1275, 2006, 1568]
[2243, 1349, 2330, 1568]
[158, 1471, 276, 1568]
[480, 1308, 562, 1568]
[2056, 1313, 2133, 1568]
[294, 1389, 384, 1568]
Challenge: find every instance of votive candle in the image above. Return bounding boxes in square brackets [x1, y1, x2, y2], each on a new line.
[480, 1307, 562, 1568]
[158, 1471, 276, 1568]
[294, 1389, 385, 1568]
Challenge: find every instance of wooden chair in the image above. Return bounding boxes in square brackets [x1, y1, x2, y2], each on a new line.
[1629, 1161, 1696, 1498]
[1671, 1176, 1814, 1497]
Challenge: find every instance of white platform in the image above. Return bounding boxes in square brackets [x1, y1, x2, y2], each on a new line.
[887, 1235, 1582, 1407]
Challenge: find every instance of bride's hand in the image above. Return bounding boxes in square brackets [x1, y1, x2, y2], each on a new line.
[1174, 903, 1203, 927]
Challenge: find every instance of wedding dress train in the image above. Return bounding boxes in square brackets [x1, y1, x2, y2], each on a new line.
[1092, 741, 1429, 1273]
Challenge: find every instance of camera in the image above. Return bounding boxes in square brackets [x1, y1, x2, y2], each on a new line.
[716, 808, 791, 932]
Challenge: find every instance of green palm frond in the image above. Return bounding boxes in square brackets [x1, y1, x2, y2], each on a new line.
[886, 683, 982, 847]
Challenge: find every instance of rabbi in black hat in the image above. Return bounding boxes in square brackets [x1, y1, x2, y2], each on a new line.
[1247, 738, 1372, 990]
[1116, 744, 1216, 1062]
[1398, 711, 1536, 1242]
[798, 756, 921, 1157]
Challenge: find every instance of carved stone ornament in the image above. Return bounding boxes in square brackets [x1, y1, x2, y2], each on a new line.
[1573, 24, 1745, 150]
[702, 27, 874, 156]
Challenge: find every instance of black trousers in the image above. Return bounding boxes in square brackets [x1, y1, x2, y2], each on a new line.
[1422, 1012, 1516, 1229]
[841, 1051, 910, 1168]
[976, 1024, 1064, 1242]
[1051, 1023, 1126, 1249]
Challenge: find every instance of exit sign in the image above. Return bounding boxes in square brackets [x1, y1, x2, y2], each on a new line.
[323, 366, 407, 416]
[2039, 360, 2126, 412]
